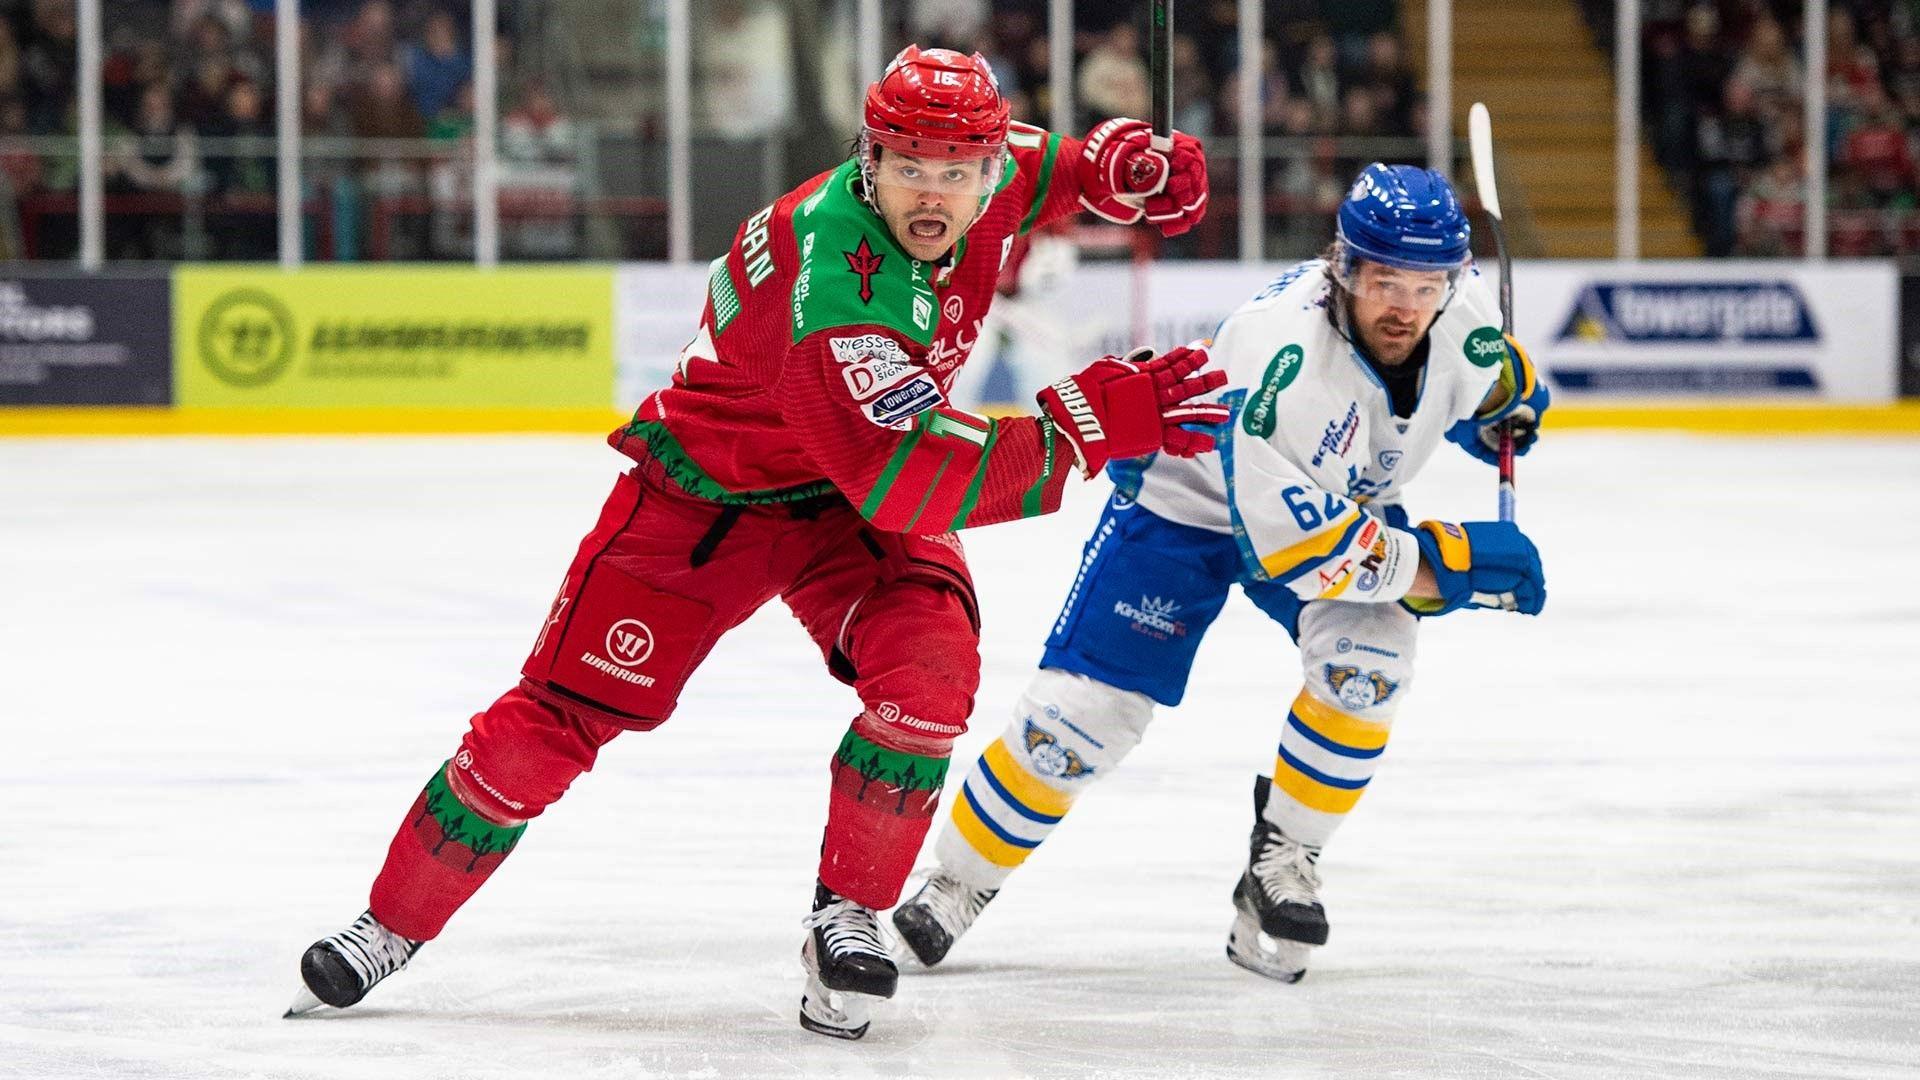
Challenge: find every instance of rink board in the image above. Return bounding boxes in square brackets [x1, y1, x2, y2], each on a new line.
[0, 259, 1912, 437]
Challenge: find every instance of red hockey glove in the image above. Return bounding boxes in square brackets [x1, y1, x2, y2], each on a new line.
[1077, 119, 1210, 237]
[1036, 344, 1230, 479]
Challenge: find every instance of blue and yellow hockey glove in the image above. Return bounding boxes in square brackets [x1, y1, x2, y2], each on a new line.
[1400, 519, 1546, 617]
[1446, 334, 1550, 467]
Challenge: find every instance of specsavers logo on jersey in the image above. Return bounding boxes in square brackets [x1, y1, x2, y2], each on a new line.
[1242, 344, 1303, 437]
[175, 267, 614, 407]
[1556, 281, 1818, 344]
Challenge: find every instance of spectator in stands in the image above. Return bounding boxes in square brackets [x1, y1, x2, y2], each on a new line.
[1317, 0, 1399, 72]
[1891, 34, 1920, 121]
[0, 17, 20, 105]
[1679, 3, 1732, 128]
[1339, 85, 1382, 137]
[1736, 152, 1805, 255]
[1077, 20, 1149, 129]
[104, 81, 197, 258]
[500, 78, 579, 258]
[1693, 76, 1769, 255]
[312, 0, 404, 98]
[109, 81, 198, 196]
[1170, 34, 1213, 136]
[349, 59, 423, 179]
[1841, 85, 1916, 208]
[692, 0, 792, 139]
[1729, 13, 1801, 116]
[1293, 32, 1342, 135]
[907, 0, 987, 46]
[406, 8, 471, 123]
[21, 0, 77, 134]
[1217, 37, 1289, 135]
[177, 19, 248, 134]
[205, 76, 276, 258]
[170, 0, 255, 50]
[1351, 30, 1416, 136]
[502, 78, 575, 168]
[204, 75, 272, 196]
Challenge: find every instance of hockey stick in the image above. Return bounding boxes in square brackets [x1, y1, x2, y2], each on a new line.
[1127, 0, 1175, 196]
[1148, 0, 1173, 154]
[1467, 101, 1516, 524]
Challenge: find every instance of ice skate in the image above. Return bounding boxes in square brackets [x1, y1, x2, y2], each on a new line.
[284, 910, 422, 1017]
[1225, 776, 1326, 983]
[798, 882, 897, 1040]
[891, 869, 998, 967]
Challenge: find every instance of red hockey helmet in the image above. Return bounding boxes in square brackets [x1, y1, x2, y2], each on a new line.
[862, 45, 1011, 159]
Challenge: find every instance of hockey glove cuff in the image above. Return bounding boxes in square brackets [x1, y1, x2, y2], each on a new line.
[1400, 520, 1546, 617]
[1448, 334, 1550, 467]
[1037, 344, 1229, 479]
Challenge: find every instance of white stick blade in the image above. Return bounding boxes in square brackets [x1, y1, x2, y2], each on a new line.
[1468, 102, 1502, 221]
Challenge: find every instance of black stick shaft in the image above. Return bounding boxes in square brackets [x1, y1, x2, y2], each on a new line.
[1150, 0, 1172, 147]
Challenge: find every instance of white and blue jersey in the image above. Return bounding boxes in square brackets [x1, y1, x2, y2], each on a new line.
[1042, 258, 1505, 707]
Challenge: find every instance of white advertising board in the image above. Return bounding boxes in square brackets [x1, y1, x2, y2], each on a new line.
[1511, 260, 1900, 402]
[616, 259, 1903, 408]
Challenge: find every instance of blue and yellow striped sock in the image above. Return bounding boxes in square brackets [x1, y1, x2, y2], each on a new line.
[1264, 689, 1392, 847]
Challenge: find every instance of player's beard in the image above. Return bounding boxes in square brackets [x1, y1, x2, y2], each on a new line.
[1365, 314, 1422, 364]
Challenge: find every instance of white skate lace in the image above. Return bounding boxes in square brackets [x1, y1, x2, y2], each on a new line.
[1250, 827, 1323, 907]
[324, 912, 420, 989]
[912, 872, 996, 934]
[803, 898, 889, 960]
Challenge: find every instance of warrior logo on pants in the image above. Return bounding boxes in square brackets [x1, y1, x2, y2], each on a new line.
[606, 619, 654, 667]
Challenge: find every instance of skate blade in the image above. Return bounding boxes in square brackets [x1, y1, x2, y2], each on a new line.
[1226, 913, 1311, 984]
[283, 985, 325, 1018]
[800, 973, 875, 1040]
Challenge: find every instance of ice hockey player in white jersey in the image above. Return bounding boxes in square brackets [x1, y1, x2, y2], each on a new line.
[892, 163, 1552, 982]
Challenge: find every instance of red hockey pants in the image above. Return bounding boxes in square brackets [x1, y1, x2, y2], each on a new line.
[370, 457, 981, 940]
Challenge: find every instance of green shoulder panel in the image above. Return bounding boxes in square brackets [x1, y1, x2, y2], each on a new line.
[788, 162, 939, 347]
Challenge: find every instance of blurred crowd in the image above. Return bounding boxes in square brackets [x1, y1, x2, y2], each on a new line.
[1638, 0, 1920, 255]
[6, 0, 1911, 261]
[0, 0, 575, 258]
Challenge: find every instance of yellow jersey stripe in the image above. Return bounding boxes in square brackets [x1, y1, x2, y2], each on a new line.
[1259, 509, 1362, 580]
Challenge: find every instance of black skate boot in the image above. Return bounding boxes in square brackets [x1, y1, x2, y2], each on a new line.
[1226, 776, 1327, 983]
[799, 882, 897, 1039]
[892, 870, 998, 967]
[284, 910, 423, 1016]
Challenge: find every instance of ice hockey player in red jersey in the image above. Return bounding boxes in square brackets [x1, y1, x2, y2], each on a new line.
[284, 45, 1225, 1041]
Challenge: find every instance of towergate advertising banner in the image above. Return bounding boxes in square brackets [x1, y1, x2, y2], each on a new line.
[175, 267, 615, 408]
[1509, 260, 1900, 401]
[994, 260, 1902, 405]
[0, 274, 171, 405]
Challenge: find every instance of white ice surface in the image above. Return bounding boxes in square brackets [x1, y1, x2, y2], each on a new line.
[2, 433, 1917, 1079]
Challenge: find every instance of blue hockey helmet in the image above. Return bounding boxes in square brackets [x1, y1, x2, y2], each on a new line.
[1334, 163, 1471, 281]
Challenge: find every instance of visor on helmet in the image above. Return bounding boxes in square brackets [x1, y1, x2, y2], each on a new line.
[862, 130, 1006, 197]
[1331, 236, 1460, 312]
[1345, 263, 1455, 312]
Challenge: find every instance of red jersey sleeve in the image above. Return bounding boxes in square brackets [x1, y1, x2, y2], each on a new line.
[1004, 123, 1093, 237]
[777, 328, 1071, 534]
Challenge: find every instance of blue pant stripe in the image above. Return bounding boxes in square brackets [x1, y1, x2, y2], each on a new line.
[1287, 711, 1386, 760]
[961, 781, 1043, 848]
[978, 756, 1065, 825]
[1275, 742, 1373, 791]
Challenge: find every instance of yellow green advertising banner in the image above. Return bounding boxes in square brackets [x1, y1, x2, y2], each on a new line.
[175, 266, 614, 408]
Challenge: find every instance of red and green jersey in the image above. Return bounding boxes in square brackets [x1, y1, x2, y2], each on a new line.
[610, 122, 1091, 534]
